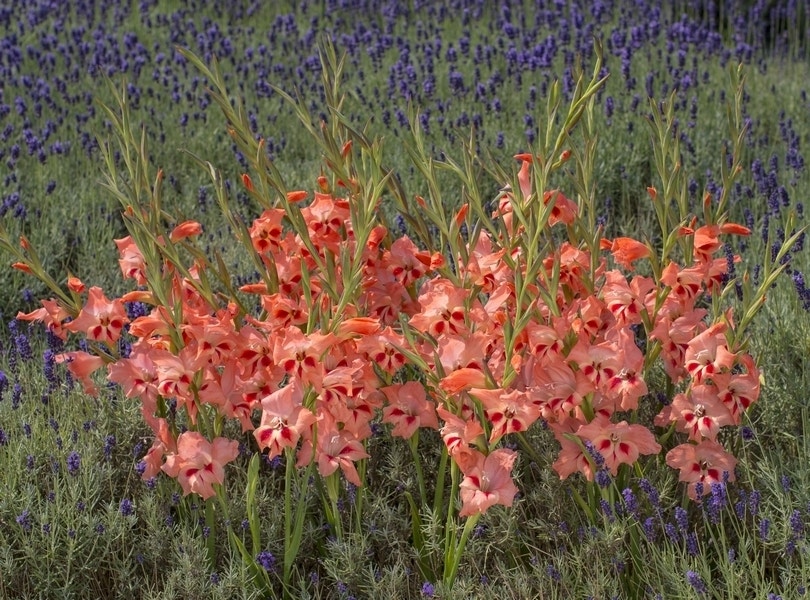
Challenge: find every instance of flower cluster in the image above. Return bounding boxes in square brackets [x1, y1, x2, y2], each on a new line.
[16, 152, 759, 512]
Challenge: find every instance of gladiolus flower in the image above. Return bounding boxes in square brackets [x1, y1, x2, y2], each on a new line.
[314, 425, 370, 487]
[657, 388, 735, 441]
[65, 286, 129, 345]
[692, 223, 751, 263]
[286, 190, 308, 203]
[440, 368, 488, 395]
[713, 353, 761, 423]
[11, 262, 32, 273]
[666, 440, 737, 499]
[162, 432, 239, 499]
[67, 276, 85, 293]
[381, 381, 439, 439]
[684, 322, 736, 383]
[55, 351, 105, 396]
[437, 405, 485, 467]
[469, 387, 540, 443]
[17, 299, 70, 340]
[601, 237, 650, 270]
[114, 236, 147, 285]
[254, 382, 316, 460]
[458, 448, 520, 517]
[249, 209, 286, 255]
[578, 419, 661, 476]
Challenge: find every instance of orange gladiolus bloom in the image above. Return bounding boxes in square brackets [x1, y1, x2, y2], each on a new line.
[381, 381, 439, 439]
[470, 387, 541, 443]
[254, 382, 316, 460]
[684, 322, 736, 383]
[437, 405, 485, 468]
[666, 440, 737, 499]
[64, 286, 129, 345]
[578, 419, 661, 476]
[601, 237, 650, 270]
[114, 236, 147, 285]
[439, 367, 488, 395]
[161, 432, 239, 499]
[55, 351, 106, 396]
[17, 298, 70, 340]
[458, 448, 520, 517]
[313, 423, 370, 487]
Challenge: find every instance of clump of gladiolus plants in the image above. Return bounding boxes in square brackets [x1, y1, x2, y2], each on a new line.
[1, 43, 802, 596]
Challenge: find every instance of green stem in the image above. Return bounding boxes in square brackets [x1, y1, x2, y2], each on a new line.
[409, 431, 428, 507]
[515, 432, 545, 467]
[433, 446, 449, 519]
[325, 472, 344, 540]
[443, 513, 481, 587]
[204, 497, 217, 572]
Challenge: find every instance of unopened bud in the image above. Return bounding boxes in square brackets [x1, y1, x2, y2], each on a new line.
[11, 262, 32, 273]
[341, 140, 352, 158]
[647, 186, 657, 201]
[67, 276, 85, 293]
[286, 190, 308, 203]
[241, 173, 254, 192]
[559, 149, 571, 162]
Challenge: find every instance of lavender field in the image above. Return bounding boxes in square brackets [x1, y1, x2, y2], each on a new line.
[1, 1, 810, 598]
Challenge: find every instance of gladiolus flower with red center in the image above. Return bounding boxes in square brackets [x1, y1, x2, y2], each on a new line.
[381, 381, 439, 439]
[458, 448, 519, 517]
[17, 298, 70, 340]
[550, 416, 598, 481]
[437, 405, 485, 468]
[386, 236, 442, 288]
[254, 381, 316, 460]
[313, 422, 370, 487]
[656, 388, 735, 442]
[162, 432, 239, 500]
[114, 236, 147, 285]
[470, 387, 540, 443]
[666, 440, 737, 499]
[64, 286, 129, 345]
[272, 327, 336, 392]
[578, 419, 662, 476]
[355, 327, 407, 374]
[712, 353, 761, 423]
[684, 322, 736, 383]
[249, 208, 286, 255]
